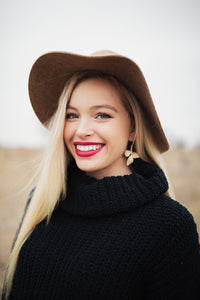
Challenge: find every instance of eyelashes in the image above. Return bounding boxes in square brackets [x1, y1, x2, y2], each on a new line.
[96, 113, 112, 119]
[65, 113, 78, 119]
[65, 112, 112, 120]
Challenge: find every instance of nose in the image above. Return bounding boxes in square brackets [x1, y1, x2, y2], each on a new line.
[76, 118, 94, 139]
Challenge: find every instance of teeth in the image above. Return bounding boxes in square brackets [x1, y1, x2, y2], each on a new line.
[76, 144, 103, 151]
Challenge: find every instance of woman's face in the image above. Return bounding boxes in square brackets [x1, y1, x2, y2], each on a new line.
[64, 78, 135, 179]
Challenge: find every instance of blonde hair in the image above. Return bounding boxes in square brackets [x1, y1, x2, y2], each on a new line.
[3, 71, 172, 298]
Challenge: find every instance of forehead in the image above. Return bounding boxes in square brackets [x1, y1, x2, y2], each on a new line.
[69, 78, 123, 107]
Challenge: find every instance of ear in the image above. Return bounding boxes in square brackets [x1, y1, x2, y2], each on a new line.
[128, 130, 135, 142]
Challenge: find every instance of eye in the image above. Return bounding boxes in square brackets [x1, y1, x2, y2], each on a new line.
[96, 113, 112, 119]
[66, 113, 78, 119]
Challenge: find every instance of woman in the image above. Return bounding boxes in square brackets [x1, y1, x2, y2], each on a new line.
[3, 50, 200, 299]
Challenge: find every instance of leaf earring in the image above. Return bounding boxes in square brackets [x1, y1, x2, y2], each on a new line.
[124, 142, 140, 166]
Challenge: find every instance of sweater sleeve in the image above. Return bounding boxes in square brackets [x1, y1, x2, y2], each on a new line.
[144, 206, 200, 300]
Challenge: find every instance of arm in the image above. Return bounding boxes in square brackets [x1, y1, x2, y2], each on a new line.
[144, 208, 200, 299]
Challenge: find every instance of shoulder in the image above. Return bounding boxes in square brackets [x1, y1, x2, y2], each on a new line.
[26, 187, 35, 206]
[11, 188, 36, 249]
[146, 194, 199, 247]
[155, 195, 196, 226]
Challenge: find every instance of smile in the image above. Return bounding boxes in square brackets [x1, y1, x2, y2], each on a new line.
[74, 143, 104, 157]
[76, 144, 103, 151]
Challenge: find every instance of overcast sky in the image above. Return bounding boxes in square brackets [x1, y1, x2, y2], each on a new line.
[1, 0, 200, 148]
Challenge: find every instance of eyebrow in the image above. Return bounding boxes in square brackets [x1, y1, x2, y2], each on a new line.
[67, 104, 117, 112]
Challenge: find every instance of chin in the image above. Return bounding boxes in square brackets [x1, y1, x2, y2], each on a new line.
[75, 160, 99, 173]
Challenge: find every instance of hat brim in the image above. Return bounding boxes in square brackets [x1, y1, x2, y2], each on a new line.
[28, 51, 169, 152]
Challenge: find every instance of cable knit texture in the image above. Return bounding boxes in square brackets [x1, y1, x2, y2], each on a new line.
[8, 159, 200, 299]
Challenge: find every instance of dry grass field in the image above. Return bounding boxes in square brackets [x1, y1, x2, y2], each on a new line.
[0, 147, 200, 295]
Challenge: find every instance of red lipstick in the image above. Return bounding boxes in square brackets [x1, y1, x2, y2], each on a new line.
[74, 142, 101, 145]
[74, 142, 104, 157]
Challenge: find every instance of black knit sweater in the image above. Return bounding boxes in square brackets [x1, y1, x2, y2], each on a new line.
[8, 159, 200, 299]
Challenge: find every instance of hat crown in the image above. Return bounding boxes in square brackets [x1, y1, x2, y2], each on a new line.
[91, 50, 118, 57]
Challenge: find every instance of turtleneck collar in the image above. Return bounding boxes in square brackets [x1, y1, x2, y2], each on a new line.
[60, 159, 168, 217]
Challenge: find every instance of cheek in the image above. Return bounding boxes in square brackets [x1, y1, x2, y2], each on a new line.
[63, 123, 74, 148]
[102, 126, 130, 152]
[111, 119, 131, 140]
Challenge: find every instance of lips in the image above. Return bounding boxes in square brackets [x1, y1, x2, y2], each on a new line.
[74, 142, 104, 157]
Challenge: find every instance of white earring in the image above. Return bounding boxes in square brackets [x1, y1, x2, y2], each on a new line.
[124, 142, 140, 166]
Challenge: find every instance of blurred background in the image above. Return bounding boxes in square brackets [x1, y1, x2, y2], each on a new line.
[0, 0, 200, 294]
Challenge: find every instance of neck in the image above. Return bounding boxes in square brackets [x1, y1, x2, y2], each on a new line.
[85, 156, 133, 179]
[86, 163, 133, 179]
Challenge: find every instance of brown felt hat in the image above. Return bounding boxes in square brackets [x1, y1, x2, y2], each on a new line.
[28, 50, 169, 152]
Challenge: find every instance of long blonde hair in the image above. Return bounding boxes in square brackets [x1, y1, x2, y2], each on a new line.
[3, 71, 172, 298]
